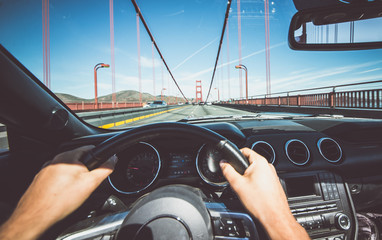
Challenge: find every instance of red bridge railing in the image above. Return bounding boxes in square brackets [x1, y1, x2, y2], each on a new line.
[228, 80, 382, 109]
[65, 102, 143, 111]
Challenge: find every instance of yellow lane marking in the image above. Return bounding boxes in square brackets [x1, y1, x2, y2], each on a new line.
[99, 106, 186, 129]
[100, 123, 115, 129]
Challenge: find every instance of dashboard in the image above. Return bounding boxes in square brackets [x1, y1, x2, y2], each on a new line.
[57, 117, 382, 240]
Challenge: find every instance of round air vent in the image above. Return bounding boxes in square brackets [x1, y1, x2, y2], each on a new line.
[317, 138, 342, 163]
[285, 139, 310, 166]
[251, 141, 276, 164]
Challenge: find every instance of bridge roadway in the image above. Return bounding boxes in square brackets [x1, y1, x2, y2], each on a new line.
[111, 105, 257, 129]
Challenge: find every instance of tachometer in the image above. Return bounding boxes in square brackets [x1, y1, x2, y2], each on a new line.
[108, 142, 161, 194]
[196, 144, 228, 187]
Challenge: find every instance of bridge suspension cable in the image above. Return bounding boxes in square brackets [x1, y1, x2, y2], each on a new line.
[205, 0, 233, 102]
[130, 0, 188, 102]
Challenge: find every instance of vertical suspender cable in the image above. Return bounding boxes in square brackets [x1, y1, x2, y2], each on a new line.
[136, 13, 142, 104]
[152, 42, 155, 96]
[205, 0, 232, 102]
[264, 0, 271, 96]
[226, 22, 231, 100]
[109, 0, 116, 104]
[326, 25, 329, 43]
[264, 0, 268, 96]
[161, 63, 164, 93]
[335, 24, 338, 43]
[42, 0, 50, 89]
[221, 57, 224, 101]
[167, 72, 170, 103]
[237, 0, 243, 98]
[321, 26, 324, 43]
[42, 0, 46, 87]
[47, 0, 50, 89]
[350, 21, 354, 43]
[42, 0, 44, 86]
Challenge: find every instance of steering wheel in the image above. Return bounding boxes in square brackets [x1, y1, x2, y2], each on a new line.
[80, 122, 249, 240]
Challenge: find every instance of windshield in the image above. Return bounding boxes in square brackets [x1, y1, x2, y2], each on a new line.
[1, 0, 382, 129]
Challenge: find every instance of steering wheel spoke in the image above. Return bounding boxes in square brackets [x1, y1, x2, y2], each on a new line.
[57, 187, 260, 240]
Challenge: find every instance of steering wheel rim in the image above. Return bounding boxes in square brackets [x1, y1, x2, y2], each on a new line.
[80, 122, 249, 174]
[79, 122, 250, 239]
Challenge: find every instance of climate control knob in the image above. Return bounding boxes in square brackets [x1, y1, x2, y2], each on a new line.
[335, 213, 351, 230]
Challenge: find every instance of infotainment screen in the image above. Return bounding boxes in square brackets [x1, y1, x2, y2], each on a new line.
[285, 176, 317, 198]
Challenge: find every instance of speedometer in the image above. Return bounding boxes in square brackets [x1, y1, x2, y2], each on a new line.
[108, 142, 161, 194]
[196, 144, 228, 187]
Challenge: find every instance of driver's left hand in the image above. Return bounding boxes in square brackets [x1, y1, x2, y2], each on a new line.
[0, 145, 117, 240]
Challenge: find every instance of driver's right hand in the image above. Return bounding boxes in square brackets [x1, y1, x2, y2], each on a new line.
[220, 148, 310, 240]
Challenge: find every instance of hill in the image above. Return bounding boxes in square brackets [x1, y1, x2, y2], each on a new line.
[55, 90, 190, 104]
[97, 90, 156, 102]
[55, 93, 92, 103]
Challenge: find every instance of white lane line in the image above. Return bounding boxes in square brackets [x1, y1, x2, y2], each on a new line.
[187, 105, 199, 118]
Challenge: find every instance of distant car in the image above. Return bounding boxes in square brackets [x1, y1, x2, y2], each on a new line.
[206, 102, 212, 105]
[178, 102, 184, 105]
[143, 102, 153, 108]
[150, 100, 167, 107]
[198, 101, 205, 105]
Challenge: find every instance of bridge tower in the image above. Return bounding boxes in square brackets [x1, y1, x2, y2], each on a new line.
[196, 80, 203, 103]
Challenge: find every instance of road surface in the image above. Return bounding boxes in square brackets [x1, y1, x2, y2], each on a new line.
[112, 105, 257, 129]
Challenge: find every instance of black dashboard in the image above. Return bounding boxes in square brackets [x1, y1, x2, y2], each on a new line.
[57, 117, 382, 240]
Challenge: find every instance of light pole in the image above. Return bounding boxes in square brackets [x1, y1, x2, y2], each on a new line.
[235, 64, 248, 103]
[214, 88, 220, 102]
[161, 88, 167, 101]
[94, 63, 110, 109]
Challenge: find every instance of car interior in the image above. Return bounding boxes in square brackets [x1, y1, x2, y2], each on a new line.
[1, 0, 382, 240]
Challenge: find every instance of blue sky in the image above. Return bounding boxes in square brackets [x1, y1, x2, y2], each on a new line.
[1, 0, 382, 101]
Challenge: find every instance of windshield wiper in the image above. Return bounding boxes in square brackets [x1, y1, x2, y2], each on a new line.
[178, 113, 346, 123]
[178, 114, 280, 123]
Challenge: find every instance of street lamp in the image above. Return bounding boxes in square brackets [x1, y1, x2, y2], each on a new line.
[235, 64, 248, 103]
[94, 63, 110, 109]
[161, 88, 167, 101]
[214, 88, 220, 102]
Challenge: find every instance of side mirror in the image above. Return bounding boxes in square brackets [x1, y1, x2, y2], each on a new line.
[288, 2, 382, 51]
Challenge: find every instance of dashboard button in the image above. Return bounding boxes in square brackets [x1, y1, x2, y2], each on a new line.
[334, 191, 340, 199]
[329, 192, 335, 200]
[336, 213, 351, 230]
[213, 218, 245, 237]
[213, 219, 225, 235]
[305, 216, 314, 230]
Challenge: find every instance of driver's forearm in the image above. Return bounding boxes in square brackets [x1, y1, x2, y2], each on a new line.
[0, 208, 52, 240]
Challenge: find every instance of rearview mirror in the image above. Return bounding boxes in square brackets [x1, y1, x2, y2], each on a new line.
[288, 2, 382, 51]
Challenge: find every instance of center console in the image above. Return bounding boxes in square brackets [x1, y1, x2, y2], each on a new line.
[280, 171, 357, 240]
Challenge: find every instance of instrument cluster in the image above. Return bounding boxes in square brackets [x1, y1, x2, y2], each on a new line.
[108, 142, 227, 195]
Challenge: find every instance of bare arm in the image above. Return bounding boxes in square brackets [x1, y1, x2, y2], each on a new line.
[220, 148, 310, 240]
[0, 145, 116, 240]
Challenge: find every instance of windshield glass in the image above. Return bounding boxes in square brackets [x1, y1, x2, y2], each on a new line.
[1, 0, 382, 129]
